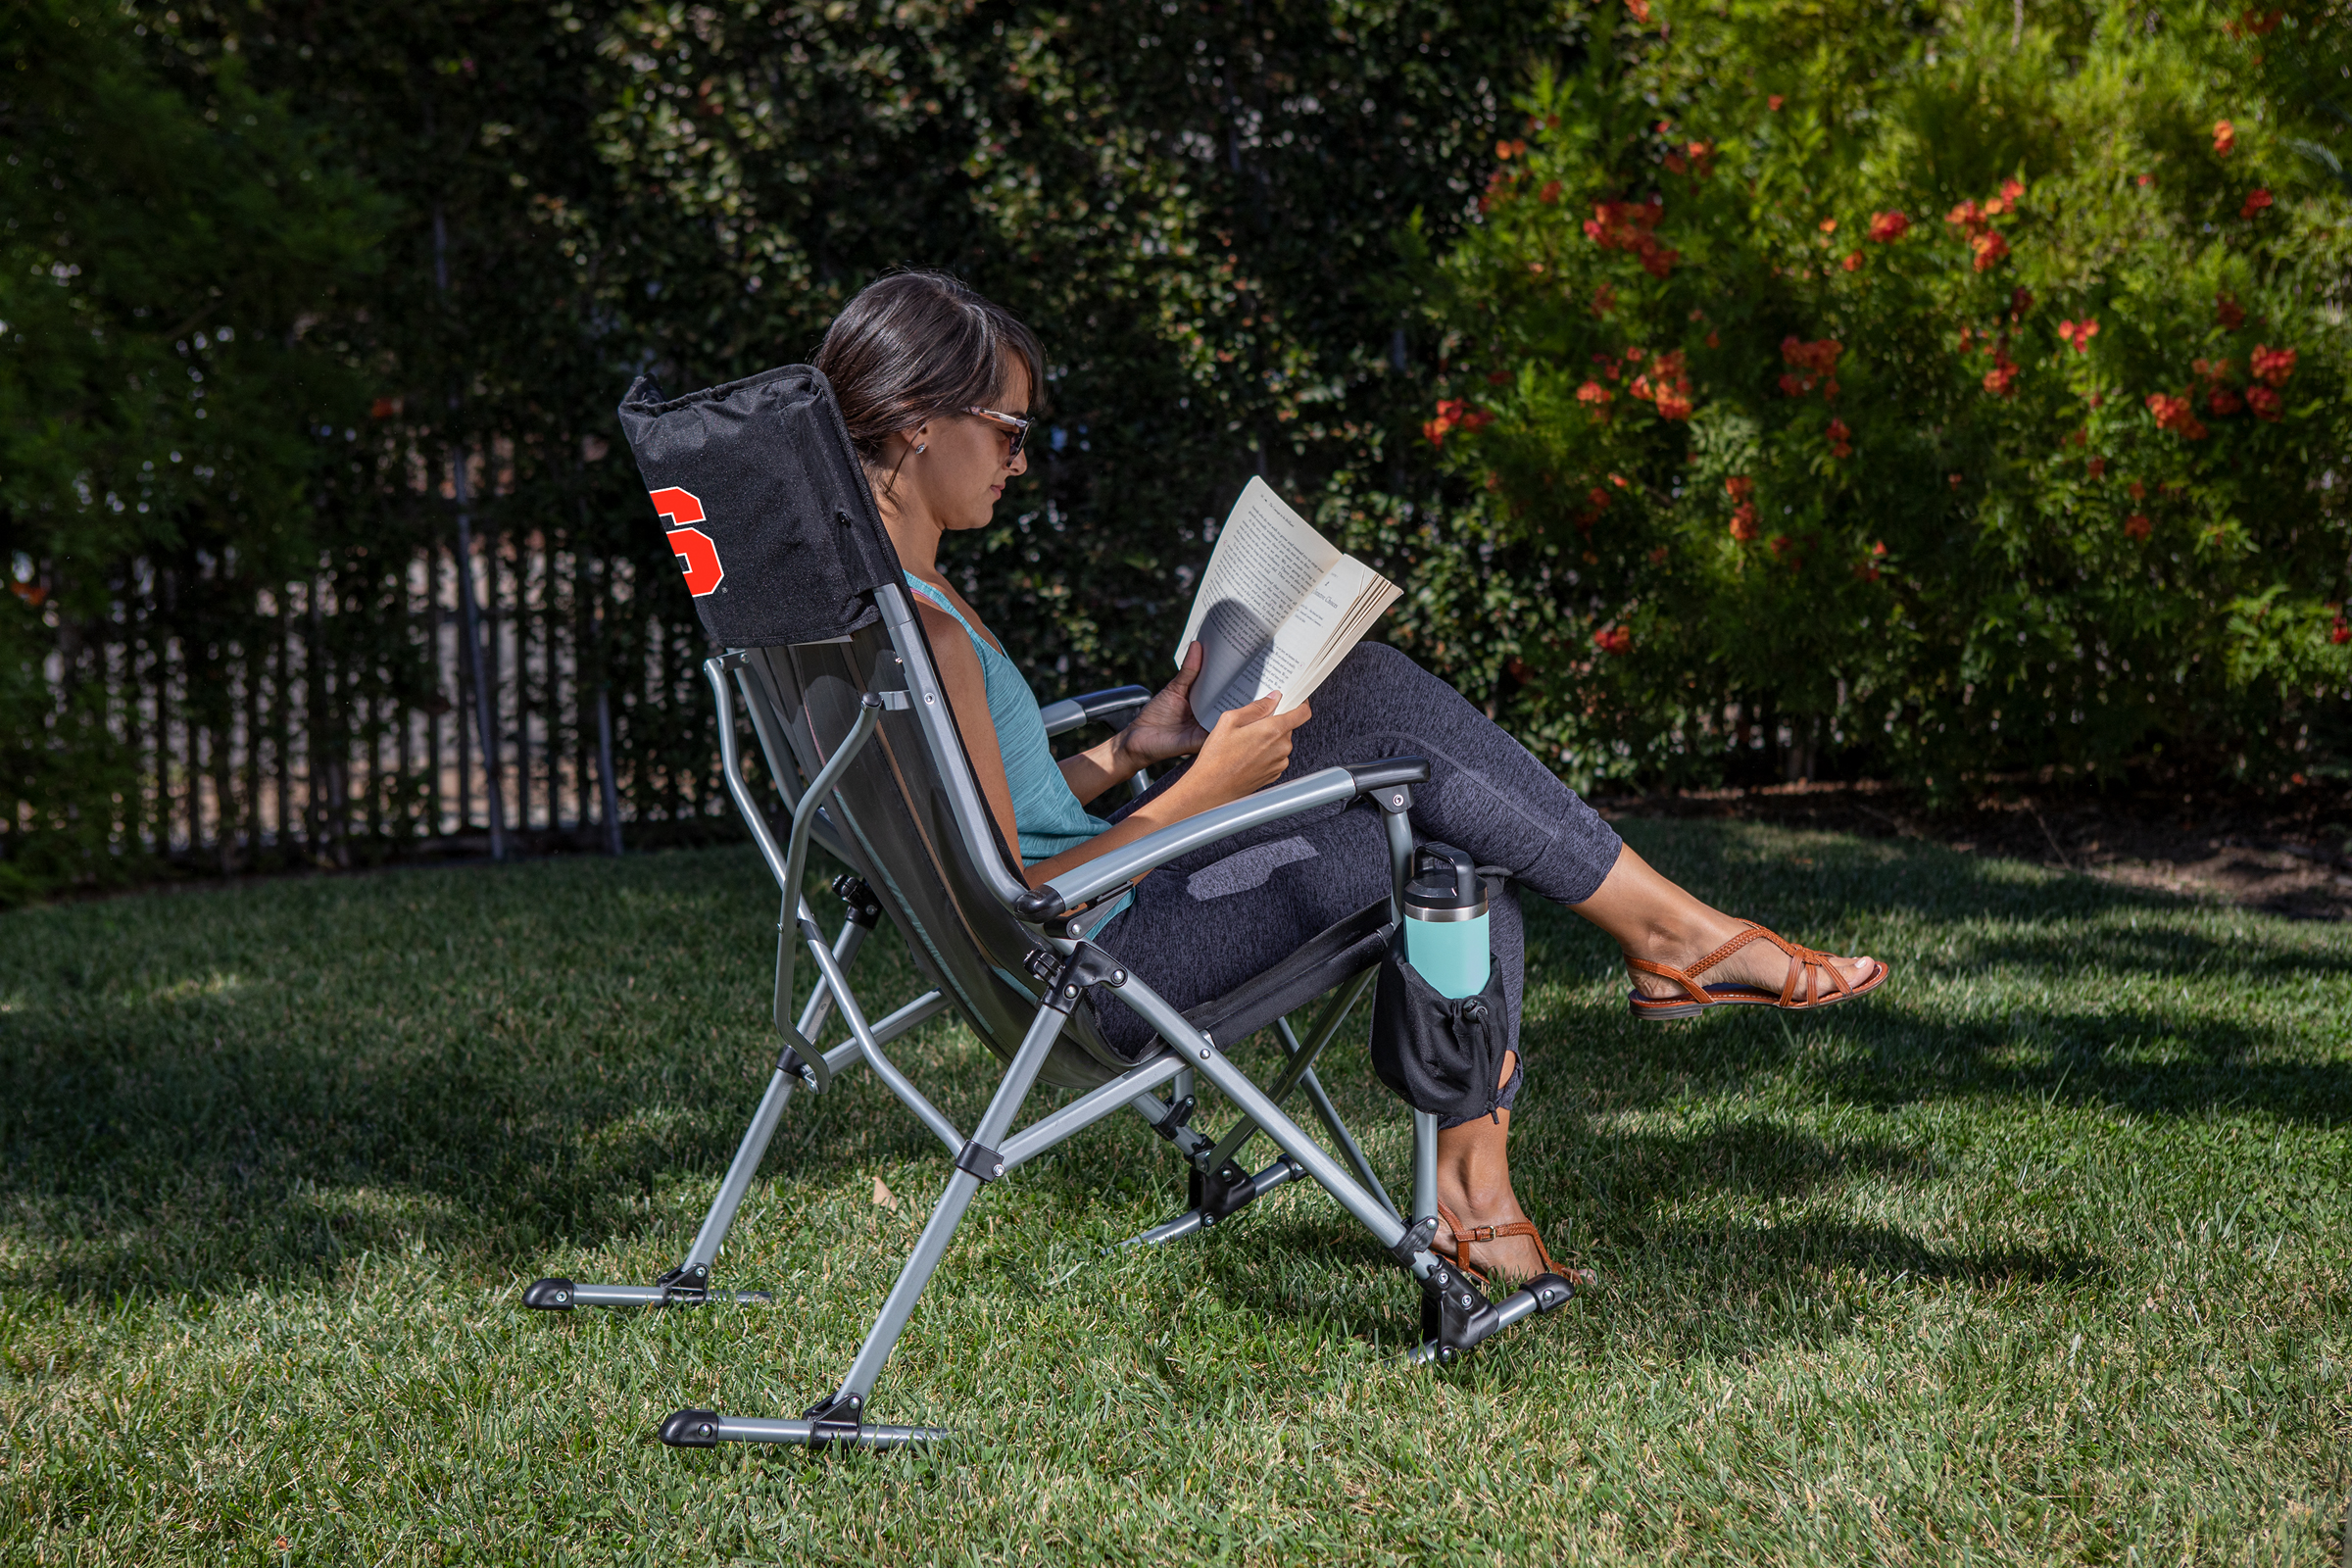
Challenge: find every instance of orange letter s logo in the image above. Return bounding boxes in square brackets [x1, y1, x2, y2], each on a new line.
[648, 486, 724, 597]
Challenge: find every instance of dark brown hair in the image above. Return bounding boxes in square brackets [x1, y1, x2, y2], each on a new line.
[814, 270, 1045, 467]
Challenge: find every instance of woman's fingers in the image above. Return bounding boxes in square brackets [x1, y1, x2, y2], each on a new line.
[1168, 641, 1203, 691]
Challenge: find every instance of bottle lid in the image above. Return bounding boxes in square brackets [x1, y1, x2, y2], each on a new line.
[1402, 843, 1487, 919]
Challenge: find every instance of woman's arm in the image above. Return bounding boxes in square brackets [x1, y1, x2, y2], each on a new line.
[925, 607, 1310, 893]
[1055, 643, 1211, 807]
[916, 600, 1028, 865]
[1021, 694, 1307, 889]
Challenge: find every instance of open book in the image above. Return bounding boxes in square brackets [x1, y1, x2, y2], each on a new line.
[1172, 477, 1402, 730]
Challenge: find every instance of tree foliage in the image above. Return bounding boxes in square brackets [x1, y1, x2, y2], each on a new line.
[1, 0, 384, 900]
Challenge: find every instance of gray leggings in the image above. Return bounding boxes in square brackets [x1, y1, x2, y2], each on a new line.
[1092, 643, 1624, 1124]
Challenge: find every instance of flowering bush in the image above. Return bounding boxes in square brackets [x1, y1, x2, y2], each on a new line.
[1404, 0, 2351, 790]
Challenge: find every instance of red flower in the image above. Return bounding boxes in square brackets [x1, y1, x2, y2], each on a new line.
[2000, 177, 2026, 201]
[2209, 386, 2244, 416]
[2217, 294, 2246, 329]
[2086, 457, 2106, 478]
[2250, 344, 2296, 386]
[1730, 503, 1760, 541]
[2128, 480, 2145, 500]
[1827, 417, 1852, 458]
[2333, 619, 2350, 645]
[2125, 514, 2152, 540]
[2145, 393, 2208, 439]
[1588, 485, 1611, 509]
[1724, 475, 1754, 501]
[1945, 199, 1984, 228]
[1589, 282, 1617, 318]
[1585, 197, 1677, 277]
[2057, 318, 2101, 353]
[1841, 251, 1863, 272]
[1494, 138, 1527, 160]
[1539, 178, 1563, 205]
[2241, 187, 2274, 218]
[1576, 380, 1615, 414]
[1984, 359, 2020, 397]
[1781, 335, 1843, 384]
[2247, 384, 2283, 420]
[1593, 624, 1633, 655]
[1867, 210, 1910, 242]
[2214, 120, 2237, 157]
[1422, 398, 1489, 447]
[1767, 94, 1785, 112]
[1971, 230, 2011, 270]
[1623, 0, 1652, 22]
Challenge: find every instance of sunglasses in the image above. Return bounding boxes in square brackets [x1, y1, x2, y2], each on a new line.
[963, 405, 1032, 459]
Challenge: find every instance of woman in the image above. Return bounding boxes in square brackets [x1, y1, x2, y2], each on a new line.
[816, 271, 1886, 1286]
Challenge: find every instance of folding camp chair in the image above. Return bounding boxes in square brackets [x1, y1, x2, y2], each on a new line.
[521, 364, 1581, 1448]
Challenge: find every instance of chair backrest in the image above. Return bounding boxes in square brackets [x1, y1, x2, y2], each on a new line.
[612, 361, 1142, 1092]
[734, 593, 1140, 1092]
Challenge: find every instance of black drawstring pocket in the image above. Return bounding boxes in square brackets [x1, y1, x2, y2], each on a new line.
[1368, 933, 1512, 1122]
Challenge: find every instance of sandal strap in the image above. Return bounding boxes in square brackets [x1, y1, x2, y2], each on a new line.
[1436, 1203, 1572, 1283]
[1625, 954, 1712, 1006]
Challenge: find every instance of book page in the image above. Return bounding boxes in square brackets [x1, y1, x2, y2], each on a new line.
[1174, 477, 1343, 727]
[1285, 558, 1402, 704]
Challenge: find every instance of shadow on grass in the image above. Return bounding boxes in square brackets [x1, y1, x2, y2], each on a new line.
[1, 826, 2338, 1317]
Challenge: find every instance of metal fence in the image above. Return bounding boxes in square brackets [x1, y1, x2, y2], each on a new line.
[10, 485, 741, 879]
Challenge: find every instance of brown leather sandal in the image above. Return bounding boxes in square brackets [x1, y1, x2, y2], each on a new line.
[1436, 1201, 1598, 1291]
[1627, 921, 1887, 1021]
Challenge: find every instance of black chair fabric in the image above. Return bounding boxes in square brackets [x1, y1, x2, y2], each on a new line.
[617, 366, 903, 649]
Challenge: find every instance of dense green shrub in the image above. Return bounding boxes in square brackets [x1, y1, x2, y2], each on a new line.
[1411, 0, 2352, 792]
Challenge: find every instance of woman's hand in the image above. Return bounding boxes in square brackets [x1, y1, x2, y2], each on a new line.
[1114, 642, 1212, 770]
[1170, 691, 1313, 811]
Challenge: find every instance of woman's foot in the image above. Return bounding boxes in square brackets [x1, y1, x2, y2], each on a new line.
[1433, 1198, 1553, 1284]
[1624, 913, 1882, 1005]
[1568, 845, 1881, 1008]
[1432, 1078, 1581, 1286]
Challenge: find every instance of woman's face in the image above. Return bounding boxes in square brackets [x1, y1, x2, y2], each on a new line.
[904, 358, 1031, 534]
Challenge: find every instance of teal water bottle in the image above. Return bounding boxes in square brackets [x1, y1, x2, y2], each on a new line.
[1401, 844, 1491, 1000]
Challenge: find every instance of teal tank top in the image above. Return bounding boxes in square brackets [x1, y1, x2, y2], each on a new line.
[904, 576, 1132, 926]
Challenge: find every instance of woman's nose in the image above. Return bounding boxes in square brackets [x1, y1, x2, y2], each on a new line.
[1007, 446, 1029, 478]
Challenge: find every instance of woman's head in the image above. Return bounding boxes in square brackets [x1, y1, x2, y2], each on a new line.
[816, 270, 1042, 538]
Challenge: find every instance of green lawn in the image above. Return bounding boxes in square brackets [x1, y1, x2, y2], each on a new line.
[2, 821, 2347, 1564]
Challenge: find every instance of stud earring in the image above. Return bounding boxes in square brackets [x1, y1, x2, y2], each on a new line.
[915, 441, 927, 454]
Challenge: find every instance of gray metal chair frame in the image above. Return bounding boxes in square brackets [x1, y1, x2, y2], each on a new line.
[525, 581, 1578, 1448]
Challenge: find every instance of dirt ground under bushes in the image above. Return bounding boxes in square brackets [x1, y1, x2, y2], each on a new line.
[1595, 780, 2352, 921]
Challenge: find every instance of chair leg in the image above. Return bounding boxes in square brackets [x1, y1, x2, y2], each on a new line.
[1115, 971, 1582, 1365]
[661, 972, 1077, 1446]
[522, 911, 948, 1311]
[1124, 971, 1389, 1243]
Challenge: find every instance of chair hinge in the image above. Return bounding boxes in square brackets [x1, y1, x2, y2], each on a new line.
[778, 1033, 829, 1094]
[1042, 942, 1128, 1014]
[954, 1140, 1006, 1183]
[831, 874, 883, 928]
[1388, 1214, 1440, 1269]
[1152, 1095, 1197, 1142]
[803, 1390, 863, 1442]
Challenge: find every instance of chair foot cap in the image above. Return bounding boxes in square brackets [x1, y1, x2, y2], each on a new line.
[660, 1408, 722, 1447]
[521, 1277, 575, 1310]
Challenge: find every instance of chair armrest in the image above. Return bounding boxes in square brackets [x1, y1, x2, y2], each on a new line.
[1038, 684, 1152, 738]
[1012, 758, 1430, 920]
